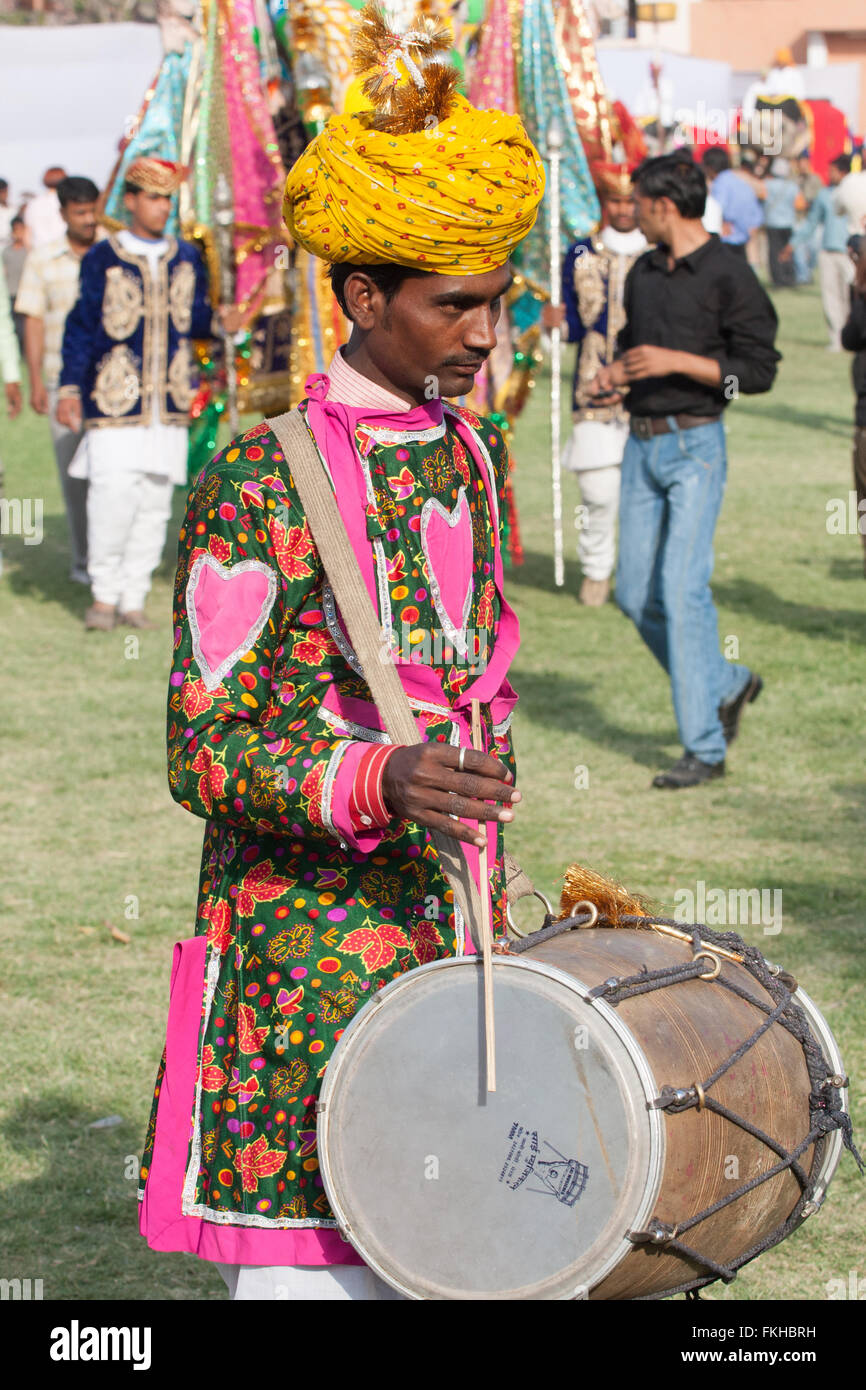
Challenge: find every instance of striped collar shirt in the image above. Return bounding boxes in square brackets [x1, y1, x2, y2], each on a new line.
[14, 235, 86, 388]
[325, 347, 414, 412]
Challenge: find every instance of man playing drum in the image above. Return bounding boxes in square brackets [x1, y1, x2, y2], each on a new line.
[138, 5, 543, 1300]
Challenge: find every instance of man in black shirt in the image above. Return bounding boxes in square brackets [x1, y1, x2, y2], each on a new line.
[592, 152, 780, 788]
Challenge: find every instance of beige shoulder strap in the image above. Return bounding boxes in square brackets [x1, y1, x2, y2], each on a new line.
[267, 406, 498, 949]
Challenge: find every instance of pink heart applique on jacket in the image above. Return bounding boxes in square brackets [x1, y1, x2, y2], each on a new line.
[187, 554, 278, 691]
[420, 488, 473, 656]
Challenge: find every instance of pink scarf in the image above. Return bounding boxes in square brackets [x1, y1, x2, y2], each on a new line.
[303, 371, 520, 745]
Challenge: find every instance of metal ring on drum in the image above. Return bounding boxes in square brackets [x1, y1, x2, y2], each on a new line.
[505, 887, 555, 938]
[692, 948, 722, 980]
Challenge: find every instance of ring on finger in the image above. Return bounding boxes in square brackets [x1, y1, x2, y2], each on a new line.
[458, 747, 466, 772]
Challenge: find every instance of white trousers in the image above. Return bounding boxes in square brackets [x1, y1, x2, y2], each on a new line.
[818, 249, 855, 350]
[575, 465, 621, 582]
[87, 467, 174, 611]
[215, 1262, 407, 1301]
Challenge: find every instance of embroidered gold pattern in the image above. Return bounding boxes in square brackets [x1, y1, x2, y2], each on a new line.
[168, 261, 195, 334]
[102, 266, 144, 341]
[607, 251, 632, 356]
[91, 345, 141, 417]
[575, 330, 606, 410]
[167, 342, 193, 410]
[575, 251, 607, 338]
[573, 243, 645, 427]
[83, 235, 191, 428]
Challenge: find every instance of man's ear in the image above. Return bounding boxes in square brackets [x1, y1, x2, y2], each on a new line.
[342, 271, 380, 331]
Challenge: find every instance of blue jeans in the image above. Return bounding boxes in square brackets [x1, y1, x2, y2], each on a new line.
[615, 419, 751, 765]
[792, 235, 816, 286]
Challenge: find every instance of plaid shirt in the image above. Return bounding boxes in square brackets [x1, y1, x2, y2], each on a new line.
[14, 235, 86, 389]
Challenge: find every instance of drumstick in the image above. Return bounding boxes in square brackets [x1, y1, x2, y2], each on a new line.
[471, 698, 496, 1093]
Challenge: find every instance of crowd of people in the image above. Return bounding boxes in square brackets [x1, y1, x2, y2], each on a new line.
[545, 141, 866, 592]
[0, 160, 238, 618]
[699, 145, 866, 342]
[0, 138, 864, 766]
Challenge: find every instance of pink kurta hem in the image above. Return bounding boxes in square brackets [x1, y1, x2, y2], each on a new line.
[139, 935, 362, 1265]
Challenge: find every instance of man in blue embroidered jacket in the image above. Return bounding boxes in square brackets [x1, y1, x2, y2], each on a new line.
[56, 156, 237, 630]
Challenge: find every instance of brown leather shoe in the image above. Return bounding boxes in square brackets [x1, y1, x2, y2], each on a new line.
[85, 604, 116, 631]
[579, 577, 610, 607]
[117, 610, 157, 630]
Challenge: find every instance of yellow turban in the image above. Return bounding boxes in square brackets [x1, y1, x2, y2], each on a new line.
[283, 93, 545, 275]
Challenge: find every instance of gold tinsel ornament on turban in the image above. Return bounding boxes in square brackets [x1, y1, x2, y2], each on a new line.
[125, 157, 185, 195]
[282, 2, 545, 276]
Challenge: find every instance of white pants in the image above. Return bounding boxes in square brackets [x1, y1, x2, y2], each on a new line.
[818, 249, 855, 350]
[87, 467, 174, 610]
[215, 1262, 407, 1301]
[575, 465, 621, 582]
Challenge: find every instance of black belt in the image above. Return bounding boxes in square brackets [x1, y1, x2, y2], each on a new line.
[630, 414, 720, 439]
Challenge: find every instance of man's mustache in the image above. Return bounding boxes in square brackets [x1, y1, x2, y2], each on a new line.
[440, 354, 490, 368]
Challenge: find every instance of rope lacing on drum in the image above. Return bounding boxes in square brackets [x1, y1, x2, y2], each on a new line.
[510, 911, 862, 1300]
[586, 956, 710, 1001]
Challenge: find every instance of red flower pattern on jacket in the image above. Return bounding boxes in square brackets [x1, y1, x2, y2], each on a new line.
[234, 1135, 286, 1193]
[191, 745, 228, 814]
[270, 514, 315, 582]
[236, 859, 296, 917]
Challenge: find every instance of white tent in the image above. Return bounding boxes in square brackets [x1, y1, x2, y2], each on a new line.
[0, 23, 162, 205]
[596, 45, 733, 129]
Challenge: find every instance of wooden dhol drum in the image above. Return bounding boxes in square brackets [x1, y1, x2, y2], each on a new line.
[317, 923, 849, 1300]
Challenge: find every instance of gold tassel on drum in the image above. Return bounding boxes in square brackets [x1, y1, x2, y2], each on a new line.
[558, 862, 652, 925]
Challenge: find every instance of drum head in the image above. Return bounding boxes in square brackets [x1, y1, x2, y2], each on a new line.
[791, 985, 848, 1212]
[318, 955, 664, 1299]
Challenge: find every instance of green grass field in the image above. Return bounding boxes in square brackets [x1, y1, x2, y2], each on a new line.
[0, 279, 863, 1301]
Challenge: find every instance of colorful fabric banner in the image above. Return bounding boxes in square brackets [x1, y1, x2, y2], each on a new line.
[221, 0, 286, 312]
[104, 47, 192, 234]
[519, 0, 600, 281]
